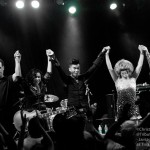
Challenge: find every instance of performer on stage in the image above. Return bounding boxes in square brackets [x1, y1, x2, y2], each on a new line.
[105, 45, 148, 120]
[49, 46, 109, 115]
[0, 50, 22, 136]
[20, 49, 52, 112]
[145, 46, 150, 69]
[13, 50, 53, 149]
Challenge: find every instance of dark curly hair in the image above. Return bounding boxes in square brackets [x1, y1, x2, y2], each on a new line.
[25, 68, 44, 86]
[69, 58, 80, 66]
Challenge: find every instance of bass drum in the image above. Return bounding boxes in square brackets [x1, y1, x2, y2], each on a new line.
[13, 110, 37, 131]
[13, 110, 26, 132]
[13, 110, 49, 132]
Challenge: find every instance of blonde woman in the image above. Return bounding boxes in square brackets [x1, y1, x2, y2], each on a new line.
[105, 45, 148, 120]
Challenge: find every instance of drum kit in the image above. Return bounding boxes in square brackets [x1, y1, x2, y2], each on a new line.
[136, 83, 150, 94]
[13, 94, 76, 133]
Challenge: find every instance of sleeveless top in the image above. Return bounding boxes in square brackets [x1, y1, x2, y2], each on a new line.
[115, 78, 141, 119]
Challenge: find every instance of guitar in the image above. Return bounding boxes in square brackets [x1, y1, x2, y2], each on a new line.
[13, 107, 77, 131]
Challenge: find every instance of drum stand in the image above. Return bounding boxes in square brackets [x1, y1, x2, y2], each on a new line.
[12, 97, 25, 109]
[13, 130, 20, 141]
[13, 97, 26, 140]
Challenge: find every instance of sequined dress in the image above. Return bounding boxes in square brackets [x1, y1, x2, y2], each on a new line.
[115, 77, 141, 119]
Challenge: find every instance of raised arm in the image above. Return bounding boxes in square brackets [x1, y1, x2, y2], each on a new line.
[48, 50, 69, 84]
[12, 50, 22, 82]
[80, 46, 110, 80]
[105, 47, 118, 82]
[46, 49, 52, 74]
[145, 48, 150, 69]
[132, 45, 147, 79]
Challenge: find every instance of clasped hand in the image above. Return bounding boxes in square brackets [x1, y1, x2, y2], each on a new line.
[46, 49, 55, 60]
[102, 46, 110, 54]
[14, 50, 21, 62]
[138, 45, 148, 53]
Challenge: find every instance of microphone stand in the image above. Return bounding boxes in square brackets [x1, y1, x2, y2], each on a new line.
[85, 83, 93, 108]
[12, 97, 25, 109]
[112, 90, 117, 121]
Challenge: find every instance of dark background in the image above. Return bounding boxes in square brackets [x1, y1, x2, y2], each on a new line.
[1, 0, 150, 119]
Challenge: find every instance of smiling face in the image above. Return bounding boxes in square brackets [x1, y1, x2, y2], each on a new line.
[69, 64, 80, 78]
[120, 70, 129, 79]
[0, 62, 4, 78]
[33, 72, 41, 85]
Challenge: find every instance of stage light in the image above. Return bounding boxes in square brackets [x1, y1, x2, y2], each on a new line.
[31, 0, 40, 8]
[110, 3, 117, 10]
[68, 6, 76, 14]
[15, 0, 24, 9]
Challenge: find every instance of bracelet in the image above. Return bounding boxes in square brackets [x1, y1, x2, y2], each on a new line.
[140, 51, 144, 54]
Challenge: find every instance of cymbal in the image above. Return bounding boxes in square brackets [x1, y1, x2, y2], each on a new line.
[44, 94, 59, 102]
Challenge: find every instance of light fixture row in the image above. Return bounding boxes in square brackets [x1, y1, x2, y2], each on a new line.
[14, 0, 119, 14]
[15, 0, 77, 14]
[15, 0, 40, 9]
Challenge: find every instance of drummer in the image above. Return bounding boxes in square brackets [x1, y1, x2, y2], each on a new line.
[20, 49, 52, 112]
